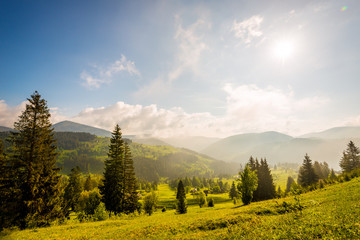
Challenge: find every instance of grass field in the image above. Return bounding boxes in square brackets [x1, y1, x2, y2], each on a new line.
[2, 177, 360, 239]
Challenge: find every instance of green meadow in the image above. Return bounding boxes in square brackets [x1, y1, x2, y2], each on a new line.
[2, 177, 359, 239]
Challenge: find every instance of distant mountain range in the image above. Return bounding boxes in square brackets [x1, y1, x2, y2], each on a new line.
[201, 128, 360, 169]
[0, 126, 14, 132]
[53, 121, 112, 137]
[2, 120, 360, 169]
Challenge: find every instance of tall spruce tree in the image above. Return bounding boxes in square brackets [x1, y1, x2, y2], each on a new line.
[297, 154, 318, 187]
[254, 158, 276, 201]
[64, 166, 82, 212]
[176, 180, 187, 214]
[9, 91, 63, 228]
[84, 175, 93, 191]
[123, 142, 139, 213]
[100, 124, 125, 215]
[340, 141, 360, 173]
[237, 164, 258, 205]
[229, 181, 238, 200]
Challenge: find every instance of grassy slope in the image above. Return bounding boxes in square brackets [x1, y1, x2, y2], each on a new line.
[3, 178, 360, 239]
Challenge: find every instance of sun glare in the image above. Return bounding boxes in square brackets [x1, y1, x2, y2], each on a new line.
[273, 40, 295, 63]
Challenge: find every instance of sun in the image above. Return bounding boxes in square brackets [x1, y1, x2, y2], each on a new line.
[273, 40, 295, 63]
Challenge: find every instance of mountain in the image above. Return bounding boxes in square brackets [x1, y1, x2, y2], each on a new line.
[160, 136, 220, 152]
[201, 131, 358, 169]
[53, 120, 112, 137]
[300, 126, 360, 139]
[132, 138, 170, 146]
[0, 126, 13, 132]
[202, 131, 293, 161]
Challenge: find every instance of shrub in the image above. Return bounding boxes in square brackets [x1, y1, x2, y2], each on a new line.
[208, 198, 214, 207]
[94, 203, 108, 221]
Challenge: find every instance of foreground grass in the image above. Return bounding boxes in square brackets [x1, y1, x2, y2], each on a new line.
[3, 178, 360, 239]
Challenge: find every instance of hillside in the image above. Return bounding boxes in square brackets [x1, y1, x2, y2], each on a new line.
[301, 126, 360, 139]
[3, 177, 360, 239]
[132, 137, 170, 146]
[160, 136, 220, 152]
[0, 126, 13, 132]
[53, 120, 112, 137]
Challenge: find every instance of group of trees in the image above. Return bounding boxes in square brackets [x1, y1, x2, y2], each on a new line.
[168, 176, 230, 194]
[0, 92, 140, 230]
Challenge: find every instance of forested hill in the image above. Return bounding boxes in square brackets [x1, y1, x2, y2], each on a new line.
[0, 131, 238, 182]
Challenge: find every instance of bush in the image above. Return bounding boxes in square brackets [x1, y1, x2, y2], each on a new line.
[94, 203, 108, 221]
[208, 198, 214, 207]
[143, 191, 158, 216]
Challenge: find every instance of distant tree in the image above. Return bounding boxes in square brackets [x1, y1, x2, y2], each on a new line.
[64, 166, 83, 212]
[297, 154, 318, 187]
[8, 91, 63, 228]
[84, 175, 93, 191]
[143, 191, 158, 216]
[229, 181, 239, 200]
[192, 176, 201, 188]
[340, 141, 360, 173]
[237, 165, 258, 205]
[197, 191, 207, 208]
[176, 180, 187, 214]
[286, 176, 296, 193]
[277, 186, 282, 197]
[100, 125, 125, 216]
[313, 161, 330, 179]
[329, 169, 337, 180]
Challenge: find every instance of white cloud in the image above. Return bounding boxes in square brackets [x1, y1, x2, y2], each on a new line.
[0, 100, 26, 128]
[81, 55, 140, 89]
[231, 15, 264, 45]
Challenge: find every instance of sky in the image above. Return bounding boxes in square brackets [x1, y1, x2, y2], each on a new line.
[1, 0, 360, 138]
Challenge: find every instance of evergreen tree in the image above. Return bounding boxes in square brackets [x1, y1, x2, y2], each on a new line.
[340, 141, 360, 173]
[237, 165, 258, 205]
[254, 158, 276, 201]
[329, 169, 337, 180]
[286, 176, 295, 193]
[297, 154, 318, 187]
[176, 180, 187, 214]
[9, 91, 63, 228]
[229, 181, 238, 200]
[100, 124, 125, 215]
[64, 166, 82, 212]
[123, 142, 139, 213]
[84, 175, 93, 191]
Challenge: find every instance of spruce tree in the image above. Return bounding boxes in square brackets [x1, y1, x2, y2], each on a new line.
[256, 158, 276, 201]
[100, 124, 125, 215]
[286, 176, 295, 193]
[64, 166, 82, 212]
[9, 91, 63, 228]
[237, 164, 258, 205]
[123, 142, 139, 213]
[84, 175, 93, 191]
[229, 181, 238, 200]
[340, 141, 360, 173]
[176, 180, 187, 214]
[297, 154, 318, 187]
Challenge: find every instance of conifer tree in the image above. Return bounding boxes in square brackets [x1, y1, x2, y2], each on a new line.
[84, 175, 93, 191]
[340, 141, 360, 173]
[100, 124, 124, 215]
[64, 166, 82, 212]
[9, 91, 63, 228]
[229, 181, 238, 200]
[123, 142, 139, 213]
[297, 154, 318, 187]
[237, 164, 258, 205]
[176, 180, 187, 214]
[286, 176, 295, 193]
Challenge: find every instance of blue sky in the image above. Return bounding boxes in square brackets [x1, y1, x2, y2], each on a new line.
[1, 0, 360, 137]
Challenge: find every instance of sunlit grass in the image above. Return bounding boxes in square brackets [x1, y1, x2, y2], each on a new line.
[3, 178, 360, 239]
